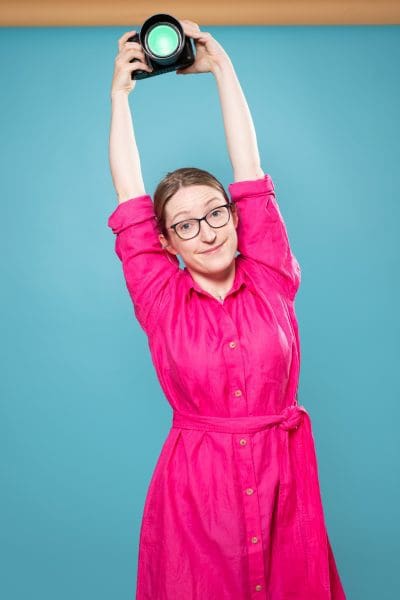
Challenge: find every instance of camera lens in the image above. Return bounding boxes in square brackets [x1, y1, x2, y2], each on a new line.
[146, 24, 180, 57]
[131, 13, 194, 79]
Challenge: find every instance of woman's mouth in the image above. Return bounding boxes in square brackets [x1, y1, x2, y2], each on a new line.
[201, 241, 225, 254]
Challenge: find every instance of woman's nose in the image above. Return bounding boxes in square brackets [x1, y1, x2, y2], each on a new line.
[199, 220, 217, 241]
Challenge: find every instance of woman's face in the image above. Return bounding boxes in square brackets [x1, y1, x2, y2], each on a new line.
[158, 184, 239, 275]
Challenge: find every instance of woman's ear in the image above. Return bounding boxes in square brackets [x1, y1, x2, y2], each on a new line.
[158, 233, 171, 249]
[158, 233, 179, 255]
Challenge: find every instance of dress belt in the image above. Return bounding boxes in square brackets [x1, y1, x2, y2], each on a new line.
[172, 403, 309, 434]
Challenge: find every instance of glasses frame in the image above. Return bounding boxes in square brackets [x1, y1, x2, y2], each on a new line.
[168, 203, 233, 240]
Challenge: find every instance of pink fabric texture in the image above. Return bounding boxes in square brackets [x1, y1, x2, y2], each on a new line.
[107, 173, 346, 599]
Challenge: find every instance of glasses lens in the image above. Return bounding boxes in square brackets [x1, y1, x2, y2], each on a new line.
[207, 206, 229, 227]
[176, 219, 199, 239]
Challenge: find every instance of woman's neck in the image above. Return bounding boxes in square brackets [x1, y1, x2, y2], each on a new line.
[187, 260, 236, 301]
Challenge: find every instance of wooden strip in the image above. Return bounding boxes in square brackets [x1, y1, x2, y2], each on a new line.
[0, 0, 399, 27]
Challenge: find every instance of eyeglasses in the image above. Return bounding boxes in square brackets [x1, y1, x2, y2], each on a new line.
[169, 203, 232, 240]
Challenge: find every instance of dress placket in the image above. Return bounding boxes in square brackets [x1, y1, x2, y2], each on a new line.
[192, 293, 268, 596]
[224, 310, 267, 595]
[234, 432, 268, 597]
[222, 320, 248, 417]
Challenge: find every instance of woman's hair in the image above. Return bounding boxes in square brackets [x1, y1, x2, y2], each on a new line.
[153, 167, 232, 241]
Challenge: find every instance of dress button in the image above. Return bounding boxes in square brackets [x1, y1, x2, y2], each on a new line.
[245, 487, 254, 495]
[239, 438, 247, 446]
[251, 536, 258, 543]
[229, 341, 236, 348]
[234, 389, 242, 397]
[255, 584, 263, 591]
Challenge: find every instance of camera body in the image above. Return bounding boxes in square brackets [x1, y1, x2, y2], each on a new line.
[128, 13, 196, 80]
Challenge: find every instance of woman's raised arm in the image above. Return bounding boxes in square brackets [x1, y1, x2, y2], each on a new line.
[176, 20, 299, 300]
[109, 30, 154, 200]
[214, 57, 300, 299]
[107, 32, 180, 336]
[212, 56, 300, 299]
[176, 19, 264, 182]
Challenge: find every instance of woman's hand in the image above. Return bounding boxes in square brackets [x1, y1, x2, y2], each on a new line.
[110, 30, 153, 97]
[176, 19, 231, 75]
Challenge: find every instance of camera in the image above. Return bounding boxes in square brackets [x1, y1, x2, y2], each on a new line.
[128, 13, 196, 80]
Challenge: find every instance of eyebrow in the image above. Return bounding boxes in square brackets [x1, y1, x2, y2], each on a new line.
[171, 197, 222, 222]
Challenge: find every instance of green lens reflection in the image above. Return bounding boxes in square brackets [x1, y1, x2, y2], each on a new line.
[147, 24, 179, 57]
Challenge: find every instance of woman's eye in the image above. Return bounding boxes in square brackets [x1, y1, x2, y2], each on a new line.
[178, 222, 190, 231]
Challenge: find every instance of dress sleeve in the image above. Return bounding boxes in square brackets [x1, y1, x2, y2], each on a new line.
[228, 173, 301, 300]
[107, 194, 180, 334]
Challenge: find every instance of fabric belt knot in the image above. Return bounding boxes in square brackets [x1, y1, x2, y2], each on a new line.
[172, 403, 309, 434]
[279, 404, 308, 431]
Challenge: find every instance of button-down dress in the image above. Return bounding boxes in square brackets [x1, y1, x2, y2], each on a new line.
[107, 173, 346, 599]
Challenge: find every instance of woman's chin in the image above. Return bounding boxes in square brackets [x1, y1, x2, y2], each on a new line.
[199, 255, 236, 274]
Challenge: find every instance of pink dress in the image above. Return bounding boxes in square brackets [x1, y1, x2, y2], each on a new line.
[107, 173, 346, 599]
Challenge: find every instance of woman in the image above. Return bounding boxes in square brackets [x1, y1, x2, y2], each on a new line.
[108, 19, 346, 599]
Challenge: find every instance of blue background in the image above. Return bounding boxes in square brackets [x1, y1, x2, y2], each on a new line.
[1, 24, 399, 599]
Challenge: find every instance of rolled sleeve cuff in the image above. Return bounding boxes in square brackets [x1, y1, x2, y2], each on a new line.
[228, 173, 274, 201]
[107, 195, 156, 234]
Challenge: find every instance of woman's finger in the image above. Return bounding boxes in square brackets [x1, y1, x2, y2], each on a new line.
[118, 30, 137, 51]
[123, 50, 152, 70]
[127, 60, 153, 72]
[179, 19, 200, 30]
[178, 20, 203, 37]
[122, 42, 144, 56]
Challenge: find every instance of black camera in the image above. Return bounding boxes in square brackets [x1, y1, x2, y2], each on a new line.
[127, 13, 196, 80]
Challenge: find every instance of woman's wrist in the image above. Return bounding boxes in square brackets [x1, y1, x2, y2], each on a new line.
[210, 55, 234, 78]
